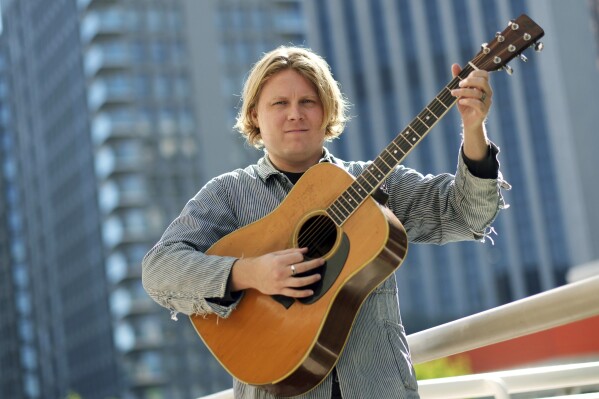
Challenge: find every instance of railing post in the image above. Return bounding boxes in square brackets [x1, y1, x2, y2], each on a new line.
[484, 377, 510, 399]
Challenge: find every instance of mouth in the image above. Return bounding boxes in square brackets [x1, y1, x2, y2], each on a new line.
[285, 128, 308, 134]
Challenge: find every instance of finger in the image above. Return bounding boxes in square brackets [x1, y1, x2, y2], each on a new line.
[452, 87, 481, 98]
[459, 77, 489, 91]
[452, 86, 492, 104]
[456, 97, 490, 111]
[451, 63, 462, 78]
[276, 249, 309, 268]
[289, 273, 321, 288]
[461, 75, 492, 94]
[480, 90, 488, 104]
[280, 287, 315, 298]
[274, 247, 308, 256]
[296, 257, 325, 273]
[467, 69, 490, 79]
[284, 261, 321, 279]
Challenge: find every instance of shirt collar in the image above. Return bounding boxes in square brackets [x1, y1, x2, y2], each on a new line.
[255, 147, 336, 182]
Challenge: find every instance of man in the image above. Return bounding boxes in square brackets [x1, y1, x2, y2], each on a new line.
[142, 46, 508, 398]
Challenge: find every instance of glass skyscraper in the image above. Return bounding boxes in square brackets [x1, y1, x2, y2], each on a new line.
[303, 0, 599, 329]
[1, 0, 597, 398]
[0, 0, 121, 397]
[1, 0, 304, 398]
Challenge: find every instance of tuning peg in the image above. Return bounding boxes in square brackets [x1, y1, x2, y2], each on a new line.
[519, 54, 528, 62]
[481, 43, 491, 54]
[534, 42, 544, 52]
[502, 65, 514, 75]
[495, 32, 505, 42]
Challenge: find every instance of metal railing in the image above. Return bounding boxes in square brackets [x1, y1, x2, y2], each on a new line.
[418, 361, 599, 398]
[408, 274, 599, 364]
[199, 275, 599, 399]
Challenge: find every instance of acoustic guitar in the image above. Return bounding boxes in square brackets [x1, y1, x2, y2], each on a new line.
[190, 14, 544, 397]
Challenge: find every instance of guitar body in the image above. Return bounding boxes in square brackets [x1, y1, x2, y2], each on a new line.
[190, 162, 408, 396]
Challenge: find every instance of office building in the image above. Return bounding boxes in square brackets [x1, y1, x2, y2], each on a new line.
[2, 0, 598, 397]
[301, 0, 599, 329]
[0, 0, 305, 397]
[0, 0, 121, 397]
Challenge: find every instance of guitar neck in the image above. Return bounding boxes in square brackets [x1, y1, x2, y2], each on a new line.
[326, 13, 545, 227]
[326, 64, 477, 227]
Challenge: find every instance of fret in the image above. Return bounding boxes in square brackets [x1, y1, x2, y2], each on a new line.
[341, 191, 359, 211]
[365, 163, 386, 187]
[411, 119, 429, 136]
[348, 183, 368, 208]
[369, 161, 387, 179]
[328, 208, 343, 226]
[403, 127, 421, 145]
[353, 180, 369, 199]
[329, 200, 350, 222]
[340, 192, 357, 209]
[355, 175, 375, 193]
[447, 77, 461, 90]
[377, 152, 394, 170]
[335, 196, 352, 216]
[417, 107, 439, 127]
[362, 170, 380, 190]
[325, 14, 545, 227]
[386, 141, 406, 163]
[416, 115, 431, 129]
[395, 134, 414, 154]
[437, 87, 456, 109]
[427, 100, 445, 119]
[327, 205, 345, 225]
[327, 78, 458, 226]
[346, 184, 365, 203]
[330, 54, 465, 227]
[435, 88, 455, 110]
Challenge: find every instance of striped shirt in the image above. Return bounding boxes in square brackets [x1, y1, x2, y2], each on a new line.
[142, 145, 508, 398]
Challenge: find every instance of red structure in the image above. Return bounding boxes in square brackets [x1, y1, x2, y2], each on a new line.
[459, 315, 599, 373]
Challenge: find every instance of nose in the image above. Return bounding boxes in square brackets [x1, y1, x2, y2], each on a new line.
[287, 103, 304, 121]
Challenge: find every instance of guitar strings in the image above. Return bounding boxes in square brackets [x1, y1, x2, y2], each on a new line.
[296, 54, 489, 258]
[296, 64, 480, 257]
[297, 67, 474, 254]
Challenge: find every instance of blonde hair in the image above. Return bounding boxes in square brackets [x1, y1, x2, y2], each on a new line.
[234, 46, 349, 148]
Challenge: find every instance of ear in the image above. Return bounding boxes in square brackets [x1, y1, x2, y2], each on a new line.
[250, 108, 259, 128]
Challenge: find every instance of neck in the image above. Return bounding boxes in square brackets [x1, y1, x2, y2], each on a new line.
[267, 151, 324, 173]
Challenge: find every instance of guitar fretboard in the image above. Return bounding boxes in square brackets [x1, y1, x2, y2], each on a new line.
[327, 63, 478, 226]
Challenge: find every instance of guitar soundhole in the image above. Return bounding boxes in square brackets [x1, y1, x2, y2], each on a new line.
[298, 215, 337, 258]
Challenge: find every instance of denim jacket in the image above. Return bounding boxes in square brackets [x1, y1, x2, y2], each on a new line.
[142, 145, 508, 398]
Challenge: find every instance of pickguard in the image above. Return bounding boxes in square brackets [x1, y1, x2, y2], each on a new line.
[272, 232, 350, 308]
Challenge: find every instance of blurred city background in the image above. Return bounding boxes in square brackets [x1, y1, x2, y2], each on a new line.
[1, 0, 598, 398]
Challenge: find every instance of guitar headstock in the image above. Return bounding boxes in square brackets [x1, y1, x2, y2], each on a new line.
[472, 14, 544, 74]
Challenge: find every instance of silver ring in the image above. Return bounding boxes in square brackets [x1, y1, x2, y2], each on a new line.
[290, 265, 296, 276]
[481, 90, 487, 103]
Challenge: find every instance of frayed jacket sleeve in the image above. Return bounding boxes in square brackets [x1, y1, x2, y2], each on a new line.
[384, 142, 509, 244]
[142, 177, 242, 318]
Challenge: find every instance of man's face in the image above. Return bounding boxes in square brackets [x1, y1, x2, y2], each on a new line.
[252, 69, 326, 172]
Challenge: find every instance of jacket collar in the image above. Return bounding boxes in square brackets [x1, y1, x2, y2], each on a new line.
[255, 147, 336, 182]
